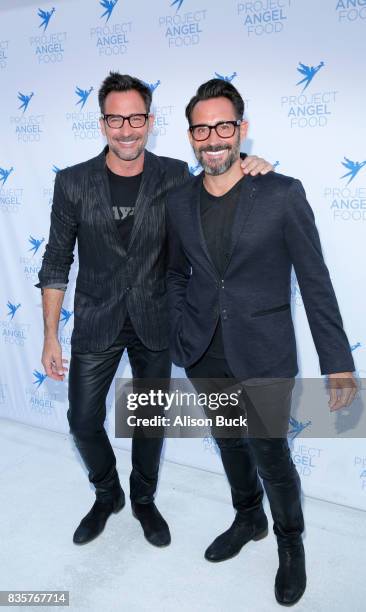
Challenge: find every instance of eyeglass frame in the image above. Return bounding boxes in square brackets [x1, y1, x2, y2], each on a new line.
[101, 113, 150, 129]
[189, 119, 242, 141]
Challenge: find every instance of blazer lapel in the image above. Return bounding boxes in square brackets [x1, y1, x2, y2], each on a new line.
[128, 150, 163, 251]
[224, 175, 258, 272]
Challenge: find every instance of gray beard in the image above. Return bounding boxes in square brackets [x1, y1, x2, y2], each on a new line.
[195, 136, 241, 176]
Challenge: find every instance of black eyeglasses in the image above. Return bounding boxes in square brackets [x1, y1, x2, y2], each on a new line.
[102, 114, 149, 129]
[189, 120, 242, 142]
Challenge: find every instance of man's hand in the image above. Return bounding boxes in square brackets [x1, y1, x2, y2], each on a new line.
[327, 372, 357, 411]
[42, 336, 68, 381]
[241, 155, 274, 176]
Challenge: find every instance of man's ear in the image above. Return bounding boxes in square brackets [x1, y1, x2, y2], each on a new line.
[148, 114, 155, 133]
[187, 128, 193, 147]
[240, 120, 249, 142]
[99, 117, 106, 137]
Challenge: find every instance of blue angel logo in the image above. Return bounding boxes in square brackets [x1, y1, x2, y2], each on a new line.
[100, 0, 118, 23]
[142, 80, 161, 92]
[288, 416, 311, 440]
[351, 342, 361, 352]
[214, 71, 237, 83]
[38, 7, 55, 31]
[28, 235, 45, 255]
[52, 164, 60, 174]
[273, 161, 280, 169]
[60, 307, 74, 327]
[340, 157, 366, 185]
[33, 369, 47, 388]
[0, 166, 14, 185]
[75, 86, 94, 109]
[18, 91, 34, 113]
[189, 162, 202, 176]
[296, 61, 324, 92]
[171, 0, 185, 10]
[6, 301, 21, 320]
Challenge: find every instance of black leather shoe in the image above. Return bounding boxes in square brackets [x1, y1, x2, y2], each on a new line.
[275, 541, 306, 606]
[204, 513, 268, 562]
[132, 502, 171, 547]
[73, 489, 125, 545]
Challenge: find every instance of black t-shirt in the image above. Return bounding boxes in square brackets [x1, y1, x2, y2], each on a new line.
[200, 177, 245, 358]
[107, 166, 142, 248]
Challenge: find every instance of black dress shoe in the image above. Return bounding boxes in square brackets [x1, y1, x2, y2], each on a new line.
[73, 489, 125, 545]
[132, 502, 171, 547]
[275, 541, 306, 606]
[204, 513, 268, 562]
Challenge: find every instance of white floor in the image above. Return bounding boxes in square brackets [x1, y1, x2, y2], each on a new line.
[0, 418, 365, 612]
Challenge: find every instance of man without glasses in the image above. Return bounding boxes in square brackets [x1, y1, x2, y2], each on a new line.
[37, 72, 272, 547]
[166, 78, 356, 605]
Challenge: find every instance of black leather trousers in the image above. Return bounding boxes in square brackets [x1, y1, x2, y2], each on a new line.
[186, 354, 304, 545]
[67, 316, 171, 504]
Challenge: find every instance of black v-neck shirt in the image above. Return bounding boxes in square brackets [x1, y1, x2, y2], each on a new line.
[200, 176, 245, 358]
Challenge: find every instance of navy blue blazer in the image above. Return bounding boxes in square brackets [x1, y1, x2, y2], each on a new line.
[166, 171, 354, 379]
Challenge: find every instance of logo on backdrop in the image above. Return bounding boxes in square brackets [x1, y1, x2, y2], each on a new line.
[30, 7, 67, 64]
[19, 235, 45, 283]
[100, 0, 119, 22]
[288, 417, 312, 441]
[52, 165, 61, 174]
[336, 0, 366, 23]
[65, 86, 101, 141]
[142, 80, 161, 92]
[291, 272, 303, 307]
[9, 91, 45, 142]
[281, 61, 338, 128]
[291, 442, 323, 478]
[1, 301, 30, 346]
[340, 157, 366, 185]
[0, 166, 23, 214]
[25, 369, 57, 417]
[296, 61, 325, 92]
[0, 39, 9, 70]
[237, 0, 292, 36]
[273, 161, 280, 170]
[0, 166, 14, 186]
[90, 0, 131, 57]
[158, 1, 207, 48]
[75, 86, 94, 110]
[214, 71, 237, 82]
[324, 156, 366, 222]
[189, 161, 202, 176]
[351, 342, 362, 352]
[18, 91, 34, 113]
[38, 7, 55, 31]
[29, 235, 45, 255]
[354, 456, 366, 492]
[59, 306, 74, 353]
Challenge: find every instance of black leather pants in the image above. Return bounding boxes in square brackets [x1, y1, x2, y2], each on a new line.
[186, 354, 304, 544]
[67, 316, 171, 504]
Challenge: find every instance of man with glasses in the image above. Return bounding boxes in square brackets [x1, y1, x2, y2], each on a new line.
[36, 72, 272, 548]
[166, 79, 356, 605]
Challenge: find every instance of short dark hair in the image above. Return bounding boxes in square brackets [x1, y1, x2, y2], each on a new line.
[98, 72, 152, 114]
[185, 78, 245, 125]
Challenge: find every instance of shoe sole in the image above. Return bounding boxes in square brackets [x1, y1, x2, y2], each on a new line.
[132, 510, 171, 548]
[205, 526, 269, 563]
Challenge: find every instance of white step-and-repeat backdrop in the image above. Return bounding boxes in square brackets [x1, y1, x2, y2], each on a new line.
[1, 0, 365, 509]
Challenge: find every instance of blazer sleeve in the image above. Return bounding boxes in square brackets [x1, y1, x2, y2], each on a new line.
[35, 171, 77, 289]
[166, 203, 191, 333]
[283, 179, 354, 375]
